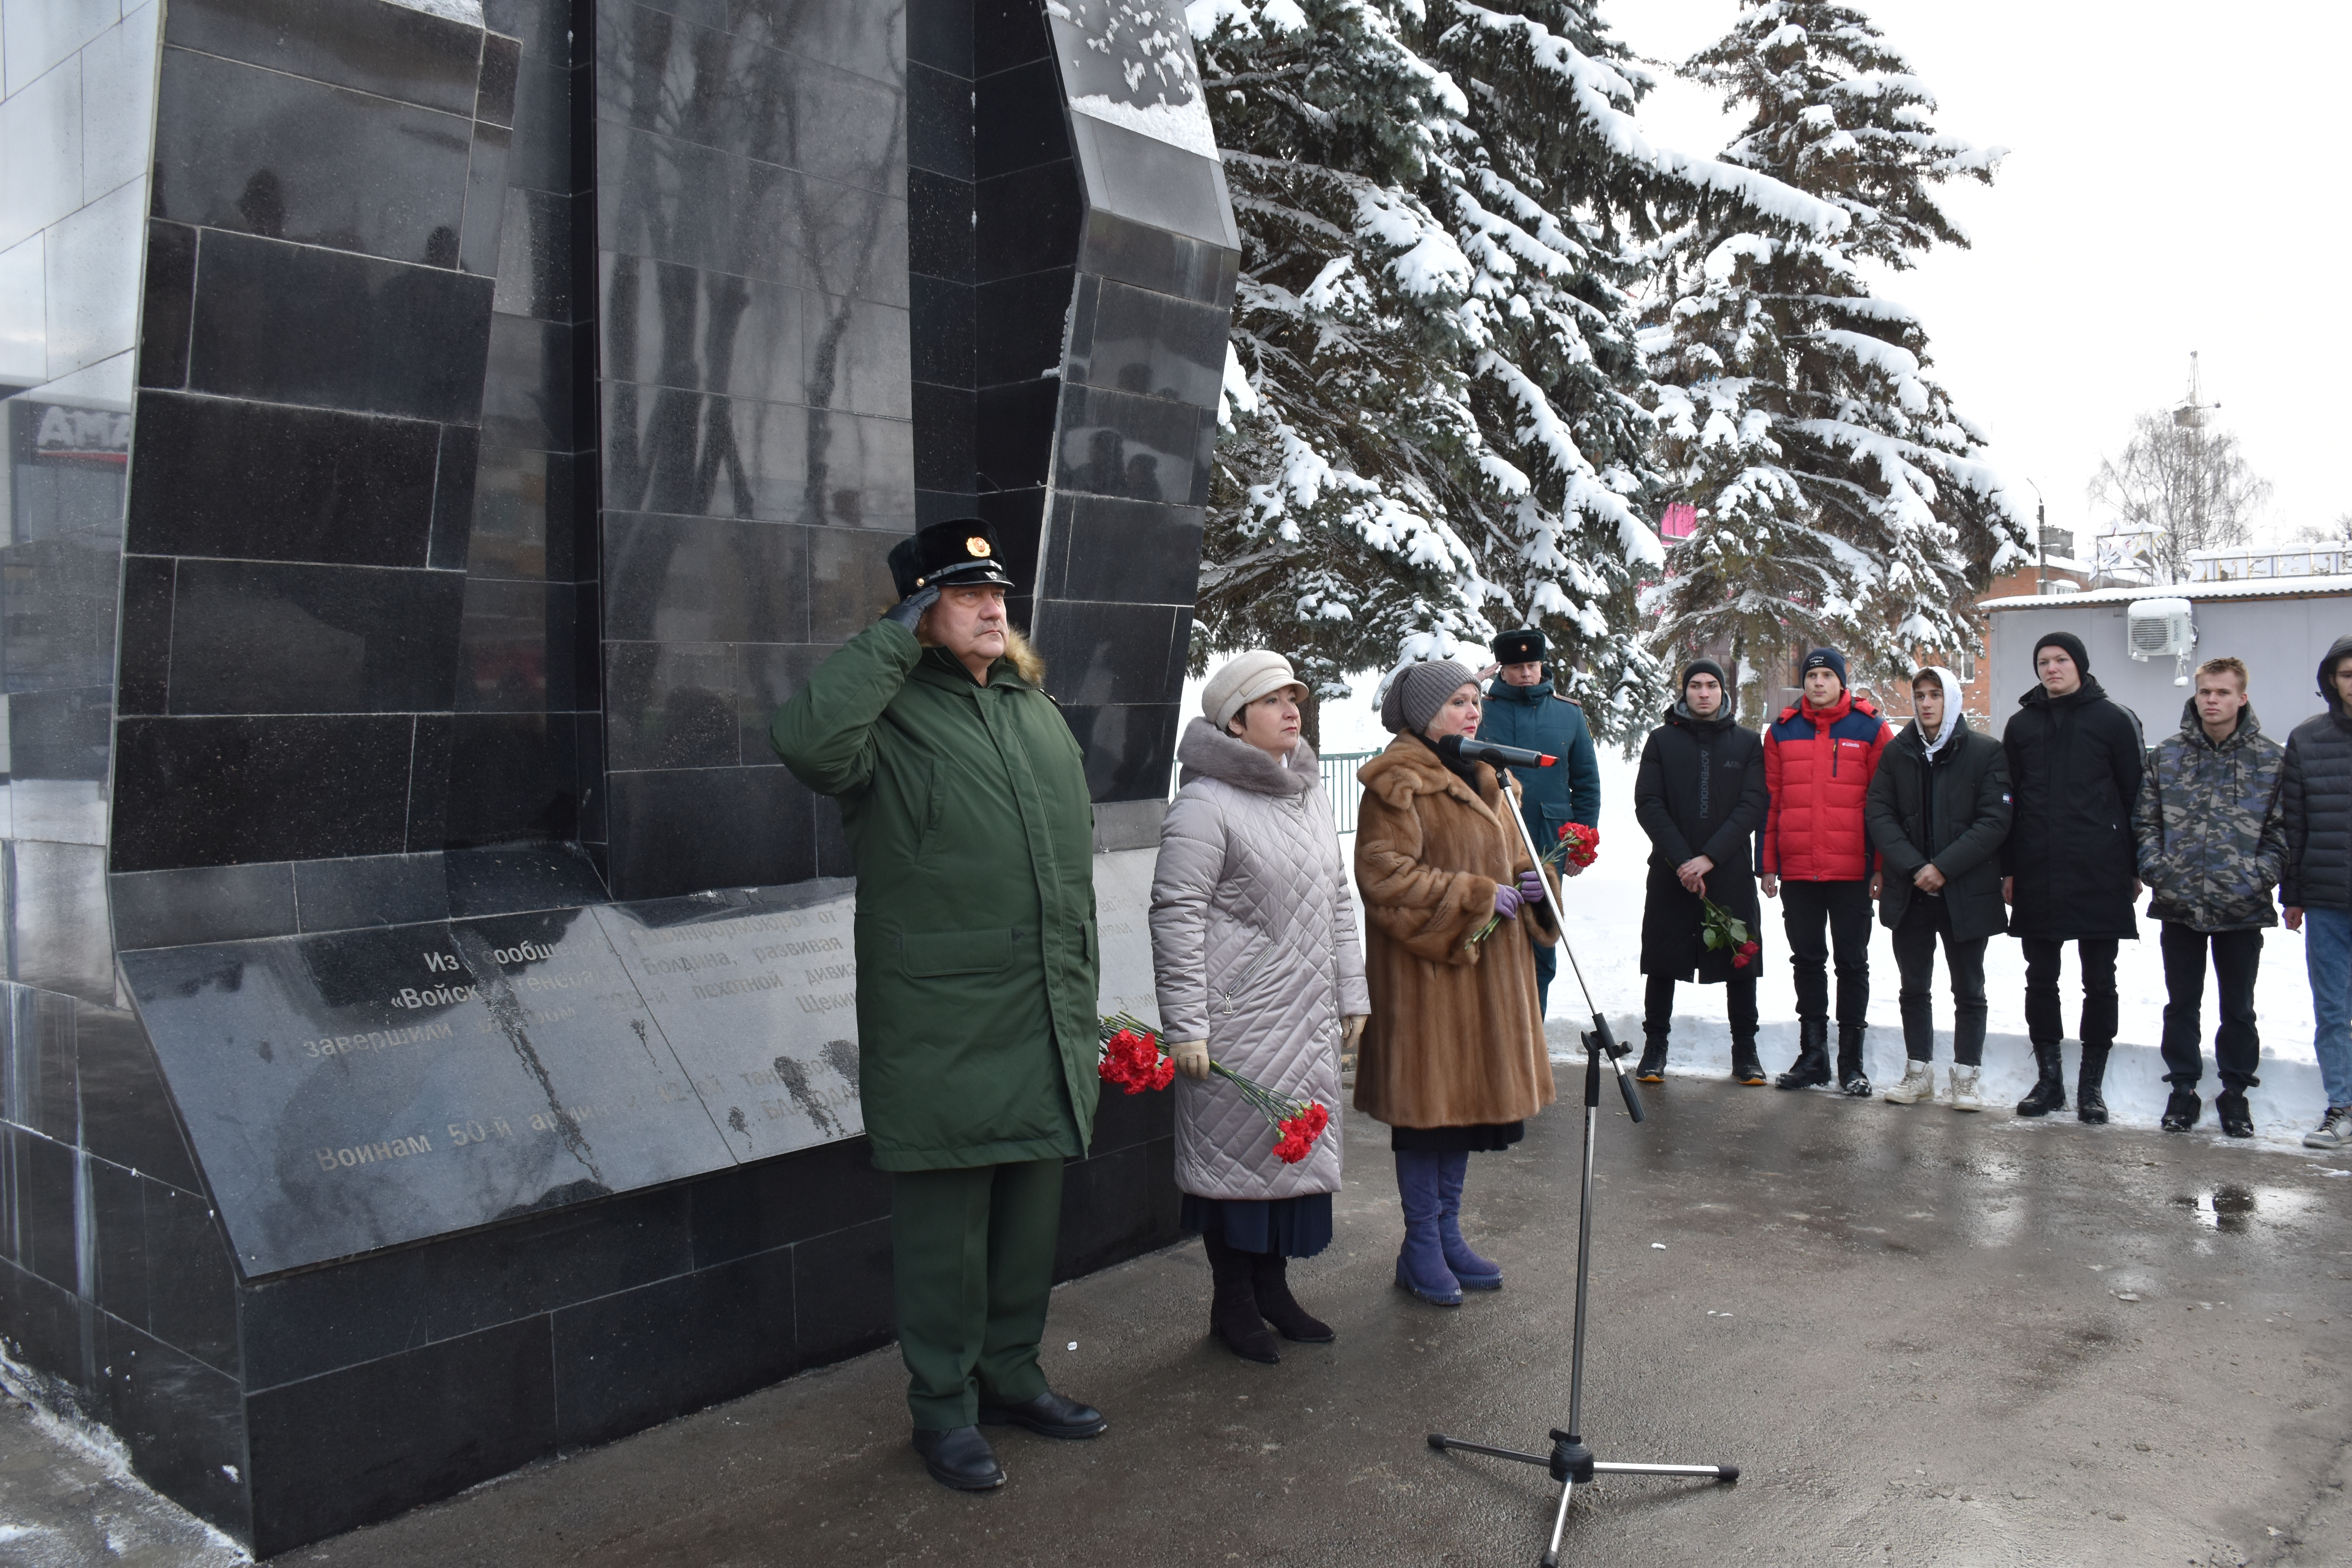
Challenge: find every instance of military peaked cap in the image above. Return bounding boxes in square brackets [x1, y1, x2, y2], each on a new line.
[1492, 627, 1546, 665]
[889, 518, 1018, 599]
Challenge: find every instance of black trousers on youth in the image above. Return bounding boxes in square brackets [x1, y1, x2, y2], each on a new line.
[1889, 895, 1987, 1067]
[1780, 879, 1873, 1027]
[2158, 923, 2262, 1091]
[1644, 973, 1759, 1045]
[2020, 936, 2119, 1049]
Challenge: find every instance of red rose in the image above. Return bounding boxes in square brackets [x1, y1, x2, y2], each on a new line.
[1731, 952, 1751, 969]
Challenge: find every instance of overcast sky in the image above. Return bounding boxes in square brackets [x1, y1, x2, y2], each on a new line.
[1613, 0, 2352, 549]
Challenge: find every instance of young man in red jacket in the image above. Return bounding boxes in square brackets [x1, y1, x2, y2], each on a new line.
[1762, 648, 1892, 1094]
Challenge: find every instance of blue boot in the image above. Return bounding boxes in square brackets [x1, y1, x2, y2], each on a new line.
[1435, 1150, 1502, 1290]
[1393, 1151, 1462, 1307]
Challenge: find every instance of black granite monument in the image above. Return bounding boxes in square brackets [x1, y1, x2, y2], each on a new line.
[0, 0, 1234, 1550]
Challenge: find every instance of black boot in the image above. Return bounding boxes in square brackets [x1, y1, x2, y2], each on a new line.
[1202, 1232, 1279, 1363]
[2216, 1089, 2254, 1139]
[2076, 1045, 2110, 1125]
[1777, 1019, 1832, 1090]
[2015, 1042, 2067, 1117]
[1635, 1036, 1668, 1083]
[1730, 1037, 1765, 1085]
[1249, 1251, 1335, 1343]
[1836, 1023, 1871, 1097]
[2160, 1089, 2201, 1132]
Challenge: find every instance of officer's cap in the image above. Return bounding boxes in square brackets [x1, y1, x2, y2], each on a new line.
[889, 519, 1019, 599]
[1492, 628, 1546, 666]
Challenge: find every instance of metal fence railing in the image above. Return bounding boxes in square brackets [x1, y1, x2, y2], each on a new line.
[1167, 749, 1380, 834]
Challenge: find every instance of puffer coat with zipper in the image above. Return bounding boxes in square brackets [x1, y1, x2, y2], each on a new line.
[2280, 634, 2352, 911]
[1151, 720, 1369, 1201]
[1760, 690, 1891, 882]
[2133, 701, 2286, 933]
[2001, 674, 2146, 942]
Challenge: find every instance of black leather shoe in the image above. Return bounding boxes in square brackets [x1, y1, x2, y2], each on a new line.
[977, 1389, 1107, 1439]
[912, 1425, 1004, 1490]
[2160, 1089, 2201, 1132]
[2216, 1091, 2255, 1139]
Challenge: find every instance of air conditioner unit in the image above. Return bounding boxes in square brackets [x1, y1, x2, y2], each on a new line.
[2127, 597, 2196, 683]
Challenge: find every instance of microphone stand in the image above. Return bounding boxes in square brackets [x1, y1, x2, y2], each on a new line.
[1425, 797, 1738, 1566]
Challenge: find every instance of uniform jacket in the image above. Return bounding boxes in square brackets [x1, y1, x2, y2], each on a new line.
[2133, 701, 2286, 933]
[1633, 699, 1768, 980]
[1151, 720, 1368, 1201]
[2000, 675, 2145, 942]
[2280, 635, 2352, 911]
[1353, 736, 1557, 1129]
[1760, 691, 1891, 882]
[1477, 677, 1601, 855]
[770, 619, 1100, 1171]
[1865, 719, 2013, 940]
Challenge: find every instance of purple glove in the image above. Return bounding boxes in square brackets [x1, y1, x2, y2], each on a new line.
[1517, 869, 1547, 908]
[1494, 884, 1523, 920]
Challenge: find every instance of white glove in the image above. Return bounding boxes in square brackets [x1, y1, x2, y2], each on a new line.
[1171, 1038, 1210, 1080]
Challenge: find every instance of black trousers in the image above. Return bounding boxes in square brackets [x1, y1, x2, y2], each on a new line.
[1780, 879, 1873, 1027]
[2020, 936, 2120, 1048]
[1644, 973, 1759, 1044]
[2158, 923, 2262, 1091]
[1889, 896, 1988, 1066]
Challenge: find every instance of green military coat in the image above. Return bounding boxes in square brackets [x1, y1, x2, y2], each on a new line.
[771, 619, 1100, 1170]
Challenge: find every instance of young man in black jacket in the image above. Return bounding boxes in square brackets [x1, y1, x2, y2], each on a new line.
[2001, 631, 2144, 1123]
[2280, 634, 2352, 1149]
[1865, 667, 2013, 1111]
[1633, 659, 1771, 1084]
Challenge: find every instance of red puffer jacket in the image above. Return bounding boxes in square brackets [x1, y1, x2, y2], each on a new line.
[1762, 691, 1892, 881]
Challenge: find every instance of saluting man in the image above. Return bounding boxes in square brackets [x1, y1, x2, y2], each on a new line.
[1476, 627, 1601, 1016]
[772, 519, 1106, 1493]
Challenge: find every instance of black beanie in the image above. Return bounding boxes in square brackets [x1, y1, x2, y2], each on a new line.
[1800, 647, 1848, 688]
[1681, 658, 1728, 695]
[2033, 631, 2090, 677]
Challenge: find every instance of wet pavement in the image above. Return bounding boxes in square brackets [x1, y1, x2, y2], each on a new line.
[13, 1074, 2352, 1565]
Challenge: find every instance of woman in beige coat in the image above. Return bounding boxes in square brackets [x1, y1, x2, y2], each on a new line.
[1356, 660, 1557, 1305]
[1151, 651, 1370, 1363]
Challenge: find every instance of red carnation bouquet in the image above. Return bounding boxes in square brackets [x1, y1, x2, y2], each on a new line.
[1096, 1013, 1332, 1164]
[1700, 896, 1762, 969]
[1463, 822, 1592, 948]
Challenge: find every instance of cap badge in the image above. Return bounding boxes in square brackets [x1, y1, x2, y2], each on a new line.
[966, 536, 992, 558]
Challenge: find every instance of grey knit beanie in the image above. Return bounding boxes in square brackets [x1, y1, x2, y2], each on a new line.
[1380, 659, 1476, 735]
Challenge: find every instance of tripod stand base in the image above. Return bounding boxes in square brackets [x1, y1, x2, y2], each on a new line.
[1429, 1431, 1736, 1567]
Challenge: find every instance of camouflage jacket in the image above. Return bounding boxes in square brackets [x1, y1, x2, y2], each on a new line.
[2132, 701, 2287, 931]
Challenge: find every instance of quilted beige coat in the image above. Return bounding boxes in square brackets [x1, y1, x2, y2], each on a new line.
[1150, 720, 1369, 1200]
[1354, 734, 1557, 1129]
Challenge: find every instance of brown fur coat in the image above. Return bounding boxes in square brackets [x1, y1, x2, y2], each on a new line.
[1352, 735, 1557, 1129]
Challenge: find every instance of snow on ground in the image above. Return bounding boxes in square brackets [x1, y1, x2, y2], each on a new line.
[1305, 688, 2334, 1150]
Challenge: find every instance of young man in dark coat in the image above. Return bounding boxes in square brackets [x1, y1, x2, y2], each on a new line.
[772, 520, 1106, 1492]
[1633, 659, 1771, 1084]
[1477, 627, 1601, 1017]
[1760, 647, 1892, 1095]
[2279, 633, 2352, 1149]
[1865, 666, 2012, 1111]
[2134, 656, 2286, 1140]
[2000, 630, 2144, 1123]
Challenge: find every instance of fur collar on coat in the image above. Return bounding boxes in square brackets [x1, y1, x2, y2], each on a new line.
[1175, 717, 1318, 797]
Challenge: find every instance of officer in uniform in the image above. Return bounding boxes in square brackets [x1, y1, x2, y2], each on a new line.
[1477, 628, 1601, 1015]
[772, 519, 1105, 1491]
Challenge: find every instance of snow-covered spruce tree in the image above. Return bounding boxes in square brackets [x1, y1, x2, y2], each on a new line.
[1646, 0, 2028, 703]
[1192, 0, 1842, 743]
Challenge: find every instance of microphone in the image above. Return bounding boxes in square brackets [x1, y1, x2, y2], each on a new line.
[1438, 735, 1555, 769]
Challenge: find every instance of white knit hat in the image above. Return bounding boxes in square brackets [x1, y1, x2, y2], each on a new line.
[1203, 650, 1305, 730]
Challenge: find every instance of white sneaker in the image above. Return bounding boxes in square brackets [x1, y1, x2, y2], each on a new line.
[1946, 1065, 1984, 1113]
[1882, 1059, 1935, 1105]
[2305, 1106, 2352, 1149]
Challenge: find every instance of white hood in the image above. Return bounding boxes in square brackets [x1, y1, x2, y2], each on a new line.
[1918, 666, 1965, 757]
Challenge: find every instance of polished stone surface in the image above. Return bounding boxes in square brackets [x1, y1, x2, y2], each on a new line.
[207, 1083, 2352, 1568]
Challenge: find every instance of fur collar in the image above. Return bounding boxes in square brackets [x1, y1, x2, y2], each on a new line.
[1176, 718, 1317, 796]
[1358, 732, 1517, 826]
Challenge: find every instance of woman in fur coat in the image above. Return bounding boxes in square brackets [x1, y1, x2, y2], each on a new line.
[1150, 652, 1371, 1363]
[1354, 660, 1557, 1306]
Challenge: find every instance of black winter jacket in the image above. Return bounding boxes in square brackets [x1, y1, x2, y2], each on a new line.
[2001, 674, 2145, 942]
[1865, 719, 2013, 941]
[2281, 635, 2352, 911]
[1634, 701, 1768, 980]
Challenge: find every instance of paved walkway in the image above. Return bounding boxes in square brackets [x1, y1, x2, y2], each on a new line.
[11, 1076, 2352, 1564]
